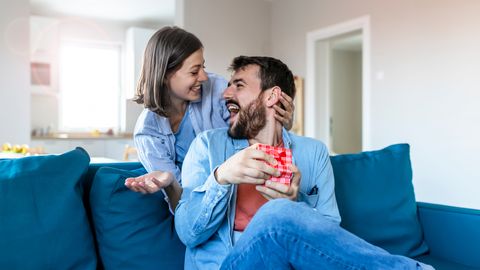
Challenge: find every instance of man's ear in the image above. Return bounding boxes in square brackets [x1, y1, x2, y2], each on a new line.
[265, 87, 281, 107]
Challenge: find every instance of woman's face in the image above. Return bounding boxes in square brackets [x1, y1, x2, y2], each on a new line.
[167, 48, 208, 104]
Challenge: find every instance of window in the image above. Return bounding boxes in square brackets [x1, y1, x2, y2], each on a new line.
[59, 41, 121, 132]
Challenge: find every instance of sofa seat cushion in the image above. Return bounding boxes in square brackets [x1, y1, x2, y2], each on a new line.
[415, 255, 479, 270]
[0, 148, 96, 269]
[89, 167, 185, 270]
[330, 144, 428, 257]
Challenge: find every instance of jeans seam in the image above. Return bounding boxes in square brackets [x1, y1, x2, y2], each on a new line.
[226, 229, 367, 270]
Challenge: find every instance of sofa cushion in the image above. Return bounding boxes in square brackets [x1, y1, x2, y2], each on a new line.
[89, 167, 185, 270]
[330, 144, 428, 257]
[0, 148, 96, 269]
[415, 255, 479, 270]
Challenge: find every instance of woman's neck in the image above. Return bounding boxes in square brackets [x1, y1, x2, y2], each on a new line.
[168, 98, 188, 133]
[168, 97, 188, 116]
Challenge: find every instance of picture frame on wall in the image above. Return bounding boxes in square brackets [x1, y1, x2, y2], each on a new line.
[291, 76, 304, 136]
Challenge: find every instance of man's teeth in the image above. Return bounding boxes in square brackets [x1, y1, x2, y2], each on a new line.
[227, 104, 240, 112]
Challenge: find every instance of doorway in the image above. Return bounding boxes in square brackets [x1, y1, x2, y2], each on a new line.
[306, 16, 370, 154]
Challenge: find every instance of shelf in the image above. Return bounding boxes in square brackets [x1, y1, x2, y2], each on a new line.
[31, 87, 58, 97]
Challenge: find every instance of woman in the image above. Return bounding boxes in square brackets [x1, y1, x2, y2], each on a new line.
[125, 26, 294, 210]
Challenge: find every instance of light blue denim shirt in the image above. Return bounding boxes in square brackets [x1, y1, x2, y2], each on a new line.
[133, 73, 229, 183]
[175, 128, 341, 270]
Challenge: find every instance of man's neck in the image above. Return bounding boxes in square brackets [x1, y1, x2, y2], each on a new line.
[248, 117, 283, 146]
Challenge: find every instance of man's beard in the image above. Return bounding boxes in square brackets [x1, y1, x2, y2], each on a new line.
[228, 96, 267, 139]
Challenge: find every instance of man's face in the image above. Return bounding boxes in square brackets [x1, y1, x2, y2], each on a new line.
[223, 64, 267, 139]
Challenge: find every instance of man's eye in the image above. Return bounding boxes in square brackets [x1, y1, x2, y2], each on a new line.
[191, 72, 199, 75]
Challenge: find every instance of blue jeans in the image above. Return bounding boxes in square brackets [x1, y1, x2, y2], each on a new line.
[220, 199, 433, 270]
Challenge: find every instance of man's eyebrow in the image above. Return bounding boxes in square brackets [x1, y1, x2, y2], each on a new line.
[228, 78, 246, 87]
[232, 79, 246, 84]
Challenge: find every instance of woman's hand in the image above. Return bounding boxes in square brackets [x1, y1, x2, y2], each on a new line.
[125, 171, 175, 194]
[274, 92, 295, 130]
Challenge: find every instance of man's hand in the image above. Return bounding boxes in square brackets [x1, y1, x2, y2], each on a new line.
[215, 144, 280, 185]
[255, 164, 301, 201]
[125, 171, 175, 194]
[274, 92, 295, 130]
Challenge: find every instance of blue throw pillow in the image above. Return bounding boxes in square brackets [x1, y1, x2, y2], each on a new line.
[89, 167, 185, 270]
[0, 148, 96, 269]
[330, 144, 428, 257]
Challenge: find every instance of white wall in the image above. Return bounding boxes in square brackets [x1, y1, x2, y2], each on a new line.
[271, 0, 480, 209]
[0, 0, 31, 145]
[179, 0, 272, 78]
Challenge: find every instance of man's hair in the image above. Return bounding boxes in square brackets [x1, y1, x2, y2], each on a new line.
[228, 56, 296, 99]
[133, 26, 203, 117]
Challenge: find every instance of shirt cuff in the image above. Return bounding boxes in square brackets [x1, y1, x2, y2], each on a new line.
[161, 188, 175, 215]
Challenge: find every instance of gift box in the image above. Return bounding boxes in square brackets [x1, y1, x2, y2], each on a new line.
[256, 144, 293, 185]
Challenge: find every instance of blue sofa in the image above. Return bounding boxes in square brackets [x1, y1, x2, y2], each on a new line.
[1, 145, 480, 270]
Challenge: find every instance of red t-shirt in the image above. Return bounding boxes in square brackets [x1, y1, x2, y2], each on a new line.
[234, 183, 268, 231]
[234, 141, 286, 231]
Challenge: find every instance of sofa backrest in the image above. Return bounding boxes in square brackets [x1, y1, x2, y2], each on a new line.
[330, 143, 428, 258]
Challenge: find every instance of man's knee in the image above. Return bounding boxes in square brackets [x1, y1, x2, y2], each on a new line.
[258, 199, 294, 217]
[250, 199, 303, 229]
[252, 199, 335, 232]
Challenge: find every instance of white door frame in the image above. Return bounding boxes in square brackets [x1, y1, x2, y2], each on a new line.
[305, 16, 371, 150]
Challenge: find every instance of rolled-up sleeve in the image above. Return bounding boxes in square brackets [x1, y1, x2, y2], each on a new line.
[134, 110, 182, 184]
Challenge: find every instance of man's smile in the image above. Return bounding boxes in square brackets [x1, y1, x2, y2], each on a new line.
[226, 100, 240, 120]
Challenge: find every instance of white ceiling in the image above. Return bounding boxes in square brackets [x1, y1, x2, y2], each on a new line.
[30, 0, 175, 25]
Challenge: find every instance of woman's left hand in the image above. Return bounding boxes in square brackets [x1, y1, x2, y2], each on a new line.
[274, 92, 295, 130]
[125, 171, 175, 194]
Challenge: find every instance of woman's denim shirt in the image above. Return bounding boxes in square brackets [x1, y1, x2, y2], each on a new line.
[133, 73, 229, 183]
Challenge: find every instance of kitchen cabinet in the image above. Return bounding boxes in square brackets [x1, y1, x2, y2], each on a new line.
[124, 27, 154, 134]
[105, 139, 136, 161]
[125, 27, 155, 99]
[30, 15, 59, 96]
[30, 138, 134, 161]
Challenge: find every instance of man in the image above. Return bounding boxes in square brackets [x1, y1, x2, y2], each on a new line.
[174, 56, 433, 270]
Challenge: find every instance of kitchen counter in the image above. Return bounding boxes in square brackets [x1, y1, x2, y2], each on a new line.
[32, 133, 133, 140]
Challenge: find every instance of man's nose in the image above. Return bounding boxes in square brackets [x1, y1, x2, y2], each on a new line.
[223, 85, 233, 99]
[198, 68, 208, 82]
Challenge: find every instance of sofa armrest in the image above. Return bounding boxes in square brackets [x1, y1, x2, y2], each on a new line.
[417, 202, 480, 267]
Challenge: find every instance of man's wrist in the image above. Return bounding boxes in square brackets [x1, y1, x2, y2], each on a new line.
[214, 167, 227, 185]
